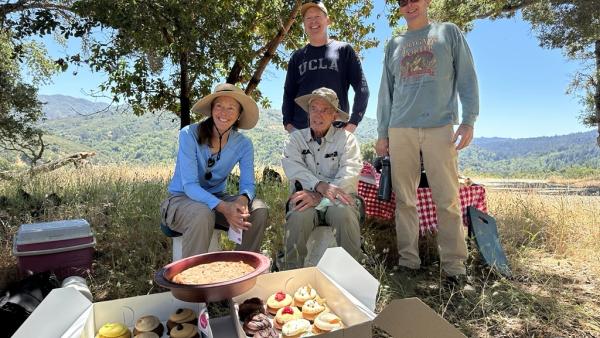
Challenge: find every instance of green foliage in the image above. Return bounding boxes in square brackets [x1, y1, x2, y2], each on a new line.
[360, 140, 376, 163]
[73, 0, 378, 127]
[0, 31, 45, 164]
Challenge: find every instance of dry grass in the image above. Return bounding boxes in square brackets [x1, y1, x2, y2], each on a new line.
[1, 165, 599, 337]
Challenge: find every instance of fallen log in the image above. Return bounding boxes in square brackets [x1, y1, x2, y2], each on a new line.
[0, 152, 96, 181]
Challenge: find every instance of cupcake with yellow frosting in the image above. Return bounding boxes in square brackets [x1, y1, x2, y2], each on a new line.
[266, 291, 293, 315]
[274, 306, 302, 330]
[95, 322, 131, 338]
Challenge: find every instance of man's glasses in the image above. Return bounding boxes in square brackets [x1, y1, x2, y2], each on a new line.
[204, 156, 217, 180]
[398, 0, 419, 7]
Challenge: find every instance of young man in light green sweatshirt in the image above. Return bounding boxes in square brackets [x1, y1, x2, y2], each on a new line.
[375, 0, 479, 287]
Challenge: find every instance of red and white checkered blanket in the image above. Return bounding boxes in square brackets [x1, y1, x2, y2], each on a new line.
[358, 162, 488, 235]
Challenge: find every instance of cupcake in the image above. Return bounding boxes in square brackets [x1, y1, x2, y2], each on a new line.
[238, 297, 265, 322]
[95, 322, 131, 338]
[133, 315, 164, 337]
[312, 312, 343, 333]
[281, 319, 311, 338]
[133, 333, 159, 338]
[301, 298, 327, 322]
[169, 323, 199, 338]
[243, 312, 271, 336]
[266, 291, 292, 315]
[274, 306, 302, 330]
[293, 285, 317, 308]
[167, 308, 197, 331]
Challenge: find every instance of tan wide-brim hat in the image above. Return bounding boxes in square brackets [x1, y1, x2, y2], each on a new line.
[191, 83, 259, 129]
[294, 87, 349, 122]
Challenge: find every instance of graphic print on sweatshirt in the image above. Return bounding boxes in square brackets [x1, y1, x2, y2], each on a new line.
[298, 57, 339, 76]
[400, 36, 437, 84]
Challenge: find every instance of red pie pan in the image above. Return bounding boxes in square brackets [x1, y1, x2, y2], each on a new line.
[155, 251, 270, 302]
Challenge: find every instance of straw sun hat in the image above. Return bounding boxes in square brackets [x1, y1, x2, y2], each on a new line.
[191, 83, 259, 130]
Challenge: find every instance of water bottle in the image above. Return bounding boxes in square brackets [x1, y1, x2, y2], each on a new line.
[378, 156, 392, 201]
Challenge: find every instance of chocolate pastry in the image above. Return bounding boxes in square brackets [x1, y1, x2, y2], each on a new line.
[238, 297, 265, 322]
[253, 327, 278, 338]
[243, 313, 271, 336]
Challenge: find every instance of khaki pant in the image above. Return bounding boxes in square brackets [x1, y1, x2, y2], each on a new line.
[388, 125, 467, 276]
[282, 197, 362, 270]
[160, 194, 268, 258]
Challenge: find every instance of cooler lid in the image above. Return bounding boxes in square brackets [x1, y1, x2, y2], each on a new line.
[16, 219, 93, 245]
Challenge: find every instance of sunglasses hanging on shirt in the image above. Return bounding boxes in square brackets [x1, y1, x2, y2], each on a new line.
[204, 155, 217, 180]
[324, 151, 338, 158]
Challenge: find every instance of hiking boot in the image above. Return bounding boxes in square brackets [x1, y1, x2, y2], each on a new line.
[443, 274, 476, 293]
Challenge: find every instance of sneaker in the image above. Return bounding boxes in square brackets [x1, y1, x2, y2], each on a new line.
[444, 274, 475, 293]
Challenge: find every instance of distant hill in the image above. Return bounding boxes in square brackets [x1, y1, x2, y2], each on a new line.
[1, 95, 598, 178]
[39, 95, 111, 119]
[459, 131, 600, 177]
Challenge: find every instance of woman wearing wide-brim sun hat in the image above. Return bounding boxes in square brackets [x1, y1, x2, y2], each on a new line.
[160, 83, 268, 258]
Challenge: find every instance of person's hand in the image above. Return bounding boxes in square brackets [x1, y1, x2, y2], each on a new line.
[234, 195, 250, 214]
[375, 138, 389, 156]
[289, 190, 321, 211]
[285, 124, 296, 133]
[315, 182, 351, 205]
[344, 123, 357, 133]
[453, 124, 474, 150]
[216, 200, 251, 232]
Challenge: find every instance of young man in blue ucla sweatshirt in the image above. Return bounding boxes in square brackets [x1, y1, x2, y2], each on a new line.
[282, 1, 369, 134]
[376, 0, 479, 287]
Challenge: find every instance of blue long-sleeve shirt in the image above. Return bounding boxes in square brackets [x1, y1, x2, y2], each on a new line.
[167, 123, 255, 209]
[377, 23, 479, 138]
[282, 40, 370, 129]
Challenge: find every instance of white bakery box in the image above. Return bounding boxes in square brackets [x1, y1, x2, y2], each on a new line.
[11, 288, 236, 338]
[230, 247, 465, 337]
[13, 248, 465, 337]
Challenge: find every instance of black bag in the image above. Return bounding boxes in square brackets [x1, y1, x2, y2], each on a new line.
[0, 271, 60, 337]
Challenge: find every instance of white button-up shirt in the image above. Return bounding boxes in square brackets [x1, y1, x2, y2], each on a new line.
[282, 126, 362, 194]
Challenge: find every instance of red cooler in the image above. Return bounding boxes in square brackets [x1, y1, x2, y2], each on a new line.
[12, 219, 96, 279]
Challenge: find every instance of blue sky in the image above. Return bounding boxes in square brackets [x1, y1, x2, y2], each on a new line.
[38, 3, 595, 139]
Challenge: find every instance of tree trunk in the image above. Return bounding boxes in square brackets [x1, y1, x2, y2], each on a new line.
[595, 40, 600, 147]
[226, 59, 243, 84]
[179, 50, 191, 129]
[245, 0, 302, 95]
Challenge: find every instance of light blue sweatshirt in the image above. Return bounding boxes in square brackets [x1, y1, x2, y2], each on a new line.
[167, 123, 255, 209]
[377, 22, 479, 138]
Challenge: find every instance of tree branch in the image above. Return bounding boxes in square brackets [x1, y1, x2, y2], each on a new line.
[476, 0, 541, 19]
[245, 0, 302, 95]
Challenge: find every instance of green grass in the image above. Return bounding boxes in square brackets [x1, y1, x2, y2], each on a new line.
[0, 165, 599, 337]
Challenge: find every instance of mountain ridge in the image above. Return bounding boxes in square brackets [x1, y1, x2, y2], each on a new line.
[1, 94, 596, 178]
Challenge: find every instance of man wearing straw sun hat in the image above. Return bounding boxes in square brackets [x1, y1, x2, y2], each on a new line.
[160, 83, 268, 258]
[281, 87, 363, 269]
